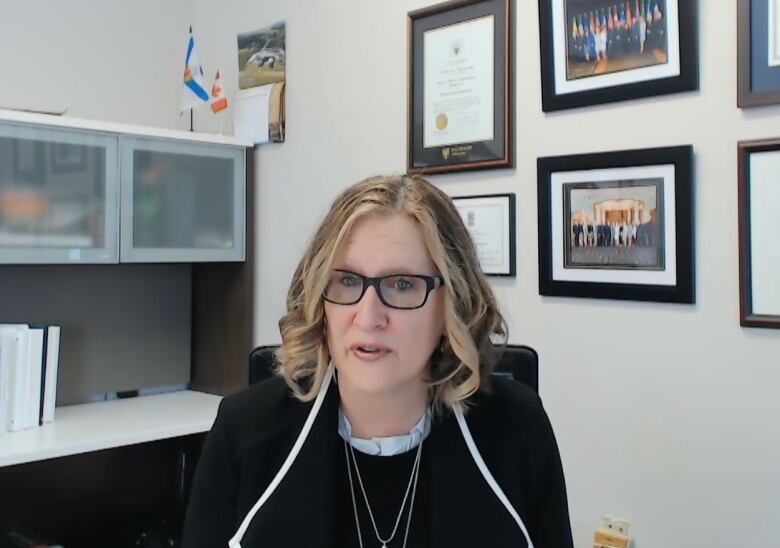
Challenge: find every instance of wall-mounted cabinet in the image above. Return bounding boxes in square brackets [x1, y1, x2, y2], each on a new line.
[120, 136, 245, 263]
[0, 122, 119, 263]
[0, 111, 247, 265]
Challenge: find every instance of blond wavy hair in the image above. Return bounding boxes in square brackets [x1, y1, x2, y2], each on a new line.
[276, 175, 507, 412]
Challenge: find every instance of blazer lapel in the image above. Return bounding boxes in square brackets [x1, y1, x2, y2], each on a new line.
[240, 379, 341, 547]
[426, 409, 530, 548]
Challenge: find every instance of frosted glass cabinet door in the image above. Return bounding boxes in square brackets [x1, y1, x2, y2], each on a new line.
[120, 137, 246, 263]
[0, 122, 119, 264]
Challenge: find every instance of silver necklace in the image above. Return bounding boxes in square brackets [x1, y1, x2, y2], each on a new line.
[343, 438, 423, 548]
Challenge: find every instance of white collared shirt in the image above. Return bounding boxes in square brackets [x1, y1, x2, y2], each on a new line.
[337, 407, 432, 456]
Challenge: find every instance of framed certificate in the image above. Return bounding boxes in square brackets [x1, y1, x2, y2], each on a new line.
[738, 0, 780, 107]
[738, 139, 780, 328]
[408, 0, 512, 175]
[452, 193, 516, 276]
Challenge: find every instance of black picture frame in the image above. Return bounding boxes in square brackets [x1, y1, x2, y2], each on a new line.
[738, 139, 780, 328]
[537, 145, 694, 303]
[408, 0, 513, 175]
[452, 193, 516, 276]
[737, 0, 780, 107]
[538, 0, 698, 111]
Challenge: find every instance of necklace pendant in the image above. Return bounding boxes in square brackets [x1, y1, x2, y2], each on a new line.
[381, 545, 387, 548]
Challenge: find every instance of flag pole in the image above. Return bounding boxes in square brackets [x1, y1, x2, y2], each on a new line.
[189, 25, 194, 132]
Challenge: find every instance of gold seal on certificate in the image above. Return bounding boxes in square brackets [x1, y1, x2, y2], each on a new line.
[435, 112, 449, 131]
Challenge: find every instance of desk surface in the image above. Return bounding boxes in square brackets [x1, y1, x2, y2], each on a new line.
[0, 389, 221, 468]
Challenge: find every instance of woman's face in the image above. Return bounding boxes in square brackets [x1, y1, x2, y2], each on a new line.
[324, 211, 445, 400]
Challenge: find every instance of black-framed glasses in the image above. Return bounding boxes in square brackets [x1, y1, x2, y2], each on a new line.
[323, 269, 444, 310]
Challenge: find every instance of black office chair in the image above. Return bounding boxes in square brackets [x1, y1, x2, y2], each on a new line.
[249, 345, 280, 385]
[492, 344, 538, 393]
[249, 344, 538, 393]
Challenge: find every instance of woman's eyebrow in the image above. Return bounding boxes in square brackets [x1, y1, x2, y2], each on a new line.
[336, 264, 431, 277]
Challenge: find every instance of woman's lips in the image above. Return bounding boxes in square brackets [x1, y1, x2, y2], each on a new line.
[350, 346, 391, 361]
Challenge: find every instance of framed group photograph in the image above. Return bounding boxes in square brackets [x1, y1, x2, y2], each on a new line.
[537, 145, 694, 303]
[738, 139, 780, 328]
[538, 0, 698, 111]
[737, 0, 780, 107]
[408, 0, 513, 175]
[452, 193, 516, 276]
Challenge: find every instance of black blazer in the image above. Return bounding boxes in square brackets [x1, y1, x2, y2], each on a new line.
[183, 375, 573, 547]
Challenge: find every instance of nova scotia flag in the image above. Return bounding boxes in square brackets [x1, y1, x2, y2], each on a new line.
[180, 29, 209, 112]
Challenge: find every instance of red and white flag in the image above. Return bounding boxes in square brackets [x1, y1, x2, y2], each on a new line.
[210, 70, 228, 113]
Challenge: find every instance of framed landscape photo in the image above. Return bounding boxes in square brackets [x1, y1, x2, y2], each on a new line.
[737, 0, 780, 107]
[538, 0, 698, 111]
[452, 193, 516, 276]
[537, 145, 694, 303]
[738, 139, 780, 328]
[408, 0, 512, 175]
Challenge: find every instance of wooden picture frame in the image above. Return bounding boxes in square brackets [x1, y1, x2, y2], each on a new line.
[539, 0, 698, 111]
[537, 145, 695, 303]
[738, 139, 780, 328]
[408, 0, 513, 174]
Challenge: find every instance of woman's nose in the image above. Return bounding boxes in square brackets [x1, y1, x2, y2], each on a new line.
[353, 285, 389, 330]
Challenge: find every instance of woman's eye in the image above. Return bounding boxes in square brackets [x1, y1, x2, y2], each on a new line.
[340, 275, 360, 287]
[394, 278, 412, 291]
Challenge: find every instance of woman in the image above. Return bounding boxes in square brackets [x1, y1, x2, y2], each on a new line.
[183, 175, 573, 548]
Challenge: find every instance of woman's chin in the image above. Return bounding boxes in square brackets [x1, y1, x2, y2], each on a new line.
[337, 361, 407, 396]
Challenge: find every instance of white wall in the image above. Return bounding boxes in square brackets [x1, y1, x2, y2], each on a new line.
[0, 0, 193, 129]
[5, 1, 780, 546]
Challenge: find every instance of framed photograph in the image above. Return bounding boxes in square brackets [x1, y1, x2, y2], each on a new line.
[50, 142, 87, 173]
[237, 21, 286, 91]
[538, 0, 698, 111]
[408, 0, 512, 175]
[537, 145, 694, 302]
[452, 193, 516, 276]
[738, 139, 780, 328]
[737, 0, 780, 107]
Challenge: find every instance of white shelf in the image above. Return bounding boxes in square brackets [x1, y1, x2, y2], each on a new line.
[0, 390, 221, 468]
[0, 108, 253, 148]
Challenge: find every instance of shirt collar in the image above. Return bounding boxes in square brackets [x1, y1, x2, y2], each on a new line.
[337, 406, 431, 456]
